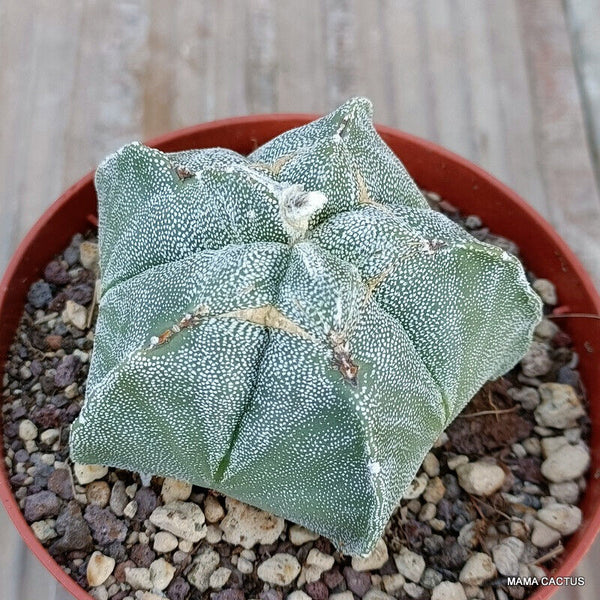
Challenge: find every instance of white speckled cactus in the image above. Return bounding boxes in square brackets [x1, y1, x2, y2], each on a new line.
[70, 97, 542, 555]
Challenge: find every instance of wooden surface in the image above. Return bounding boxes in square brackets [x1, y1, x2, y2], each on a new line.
[1, 1, 599, 598]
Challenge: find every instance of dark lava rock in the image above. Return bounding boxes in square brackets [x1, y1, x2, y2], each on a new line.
[54, 354, 81, 388]
[130, 542, 156, 567]
[134, 486, 158, 520]
[45, 335, 63, 350]
[14, 448, 29, 463]
[50, 501, 93, 553]
[423, 534, 444, 556]
[105, 541, 128, 562]
[24, 490, 61, 522]
[403, 519, 432, 550]
[167, 577, 191, 600]
[65, 283, 93, 305]
[84, 504, 127, 545]
[260, 590, 282, 600]
[213, 590, 245, 600]
[508, 456, 544, 484]
[31, 404, 62, 428]
[30, 360, 43, 377]
[44, 261, 70, 285]
[322, 568, 344, 590]
[28, 280, 52, 308]
[343, 567, 371, 597]
[305, 580, 329, 600]
[432, 540, 469, 571]
[442, 474, 461, 500]
[114, 559, 136, 583]
[314, 537, 333, 555]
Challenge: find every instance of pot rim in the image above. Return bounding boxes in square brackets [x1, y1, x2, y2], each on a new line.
[1, 113, 599, 600]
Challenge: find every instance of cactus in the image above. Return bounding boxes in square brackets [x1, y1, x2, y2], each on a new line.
[69, 97, 542, 555]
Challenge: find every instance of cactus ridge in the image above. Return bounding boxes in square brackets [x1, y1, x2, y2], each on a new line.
[70, 97, 542, 555]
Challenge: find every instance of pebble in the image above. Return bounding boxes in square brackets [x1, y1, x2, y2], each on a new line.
[220, 497, 284, 548]
[51, 501, 93, 553]
[214, 590, 244, 600]
[343, 566, 371, 596]
[535, 383, 585, 429]
[419, 503, 436, 521]
[532, 278, 558, 305]
[403, 582, 425, 599]
[237, 556, 254, 574]
[491, 537, 524, 576]
[522, 437, 541, 457]
[31, 519, 58, 542]
[80, 241, 99, 271]
[541, 436, 568, 458]
[186, 548, 220, 592]
[521, 342, 553, 377]
[125, 567, 153, 590]
[87, 551, 116, 587]
[456, 461, 506, 496]
[351, 538, 388, 571]
[382, 573, 406, 594]
[204, 494, 225, 522]
[149, 501, 207, 542]
[423, 477, 446, 504]
[257, 553, 301, 586]
[63, 300, 88, 330]
[541, 444, 590, 482]
[328, 593, 352, 600]
[131, 543, 156, 568]
[153, 531, 179, 553]
[420, 567, 443, 589]
[537, 504, 582, 535]
[307, 548, 336, 572]
[28, 280, 53, 308]
[40, 428, 60, 446]
[134, 486, 158, 520]
[422, 453, 440, 477]
[447, 455, 469, 470]
[87, 481, 111, 507]
[393, 547, 425, 582]
[166, 577, 190, 600]
[363, 589, 394, 600]
[18, 419, 38, 441]
[206, 523, 223, 544]
[531, 520, 562, 547]
[209, 566, 232, 589]
[289, 524, 320, 545]
[124, 500, 138, 519]
[109, 480, 128, 516]
[149, 558, 176, 590]
[534, 318, 559, 340]
[431, 581, 467, 600]
[84, 505, 128, 544]
[548, 481, 580, 505]
[74, 463, 108, 485]
[289, 592, 312, 600]
[458, 552, 497, 585]
[24, 490, 61, 522]
[402, 474, 428, 499]
[161, 477, 192, 504]
[54, 354, 81, 387]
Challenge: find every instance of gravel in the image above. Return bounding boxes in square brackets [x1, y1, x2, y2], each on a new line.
[2, 203, 592, 600]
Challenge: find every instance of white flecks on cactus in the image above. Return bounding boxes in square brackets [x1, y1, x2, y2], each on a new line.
[69, 97, 542, 556]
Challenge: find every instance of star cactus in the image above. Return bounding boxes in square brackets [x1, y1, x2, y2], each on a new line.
[69, 97, 542, 555]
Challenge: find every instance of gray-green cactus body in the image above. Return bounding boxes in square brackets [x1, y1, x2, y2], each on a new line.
[70, 97, 542, 555]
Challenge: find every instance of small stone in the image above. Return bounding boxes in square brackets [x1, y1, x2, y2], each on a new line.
[206, 523, 222, 544]
[209, 566, 232, 589]
[290, 524, 320, 545]
[521, 342, 553, 377]
[508, 387, 540, 411]
[289, 592, 313, 600]
[64, 382, 79, 399]
[178, 539, 193, 552]
[124, 500, 138, 519]
[110, 480, 128, 516]
[394, 547, 425, 583]
[456, 461, 505, 496]
[161, 477, 192, 504]
[307, 548, 336, 571]
[50, 501, 93, 553]
[523, 437, 541, 457]
[423, 477, 446, 504]
[548, 481, 579, 504]
[533, 279, 557, 305]
[214, 591, 244, 600]
[135, 486, 158, 520]
[534, 318, 559, 340]
[305, 580, 330, 600]
[535, 384, 585, 429]
[54, 354, 81, 387]
[541, 444, 590, 482]
[19, 419, 38, 441]
[87, 551, 116, 587]
[28, 280, 53, 308]
[382, 573, 406, 594]
[142, 593, 168, 600]
[221, 497, 285, 548]
[447, 455, 469, 470]
[45, 334, 63, 350]
[541, 436, 569, 458]
[351, 538, 388, 571]
[402, 582, 424, 599]
[537, 504, 582, 535]
[186, 548, 220, 591]
[125, 567, 153, 590]
[80, 241, 99, 271]
[131, 543, 156, 568]
[150, 558, 176, 591]
[166, 576, 190, 600]
[204, 494, 225, 522]
[62, 300, 87, 329]
[257, 553, 301, 586]
[329, 594, 352, 600]
[420, 567, 443, 590]
[84, 505, 128, 545]
[40, 428, 60, 446]
[458, 552, 496, 585]
[47, 468, 73, 500]
[89, 586, 108, 600]
[238, 556, 254, 574]
[74, 463, 108, 485]
[24, 490, 61, 522]
[87, 481, 111, 507]
[531, 520, 562, 547]
[154, 531, 179, 553]
[149, 501, 206, 542]
[31, 519, 58, 542]
[457, 522, 478, 549]
[422, 453, 440, 477]
[402, 474, 428, 499]
[431, 582, 467, 600]
[343, 567, 371, 596]
[491, 537, 524, 576]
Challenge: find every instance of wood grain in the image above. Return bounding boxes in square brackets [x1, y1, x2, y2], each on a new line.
[0, 1, 598, 598]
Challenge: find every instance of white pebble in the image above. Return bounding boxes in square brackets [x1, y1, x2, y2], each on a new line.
[447, 455, 469, 470]
[459, 552, 497, 585]
[18, 419, 38, 441]
[257, 553, 301, 586]
[209, 566, 231, 589]
[535, 383, 584, 429]
[393, 547, 425, 582]
[87, 552, 115, 587]
[402, 473, 428, 499]
[149, 501, 206, 542]
[74, 463, 108, 485]
[125, 567, 152, 590]
[533, 279, 557, 305]
[161, 477, 192, 503]
[548, 481, 580, 505]
[204, 495, 224, 522]
[531, 520, 562, 547]
[431, 582, 467, 600]
[382, 573, 405, 594]
[491, 537, 524, 576]
[537, 504, 582, 535]
[351, 538, 388, 571]
[62, 300, 87, 330]
[289, 524, 320, 545]
[221, 498, 284, 548]
[153, 531, 178, 553]
[422, 453, 440, 477]
[541, 444, 590, 482]
[456, 461, 505, 496]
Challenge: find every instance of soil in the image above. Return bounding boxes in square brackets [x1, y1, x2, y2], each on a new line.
[1, 195, 591, 600]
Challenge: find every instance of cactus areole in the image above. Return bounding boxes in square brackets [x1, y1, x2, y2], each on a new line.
[69, 98, 542, 555]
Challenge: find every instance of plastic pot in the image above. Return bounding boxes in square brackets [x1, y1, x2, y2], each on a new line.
[1, 115, 598, 600]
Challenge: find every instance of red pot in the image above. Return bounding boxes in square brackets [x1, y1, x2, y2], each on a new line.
[1, 116, 598, 600]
